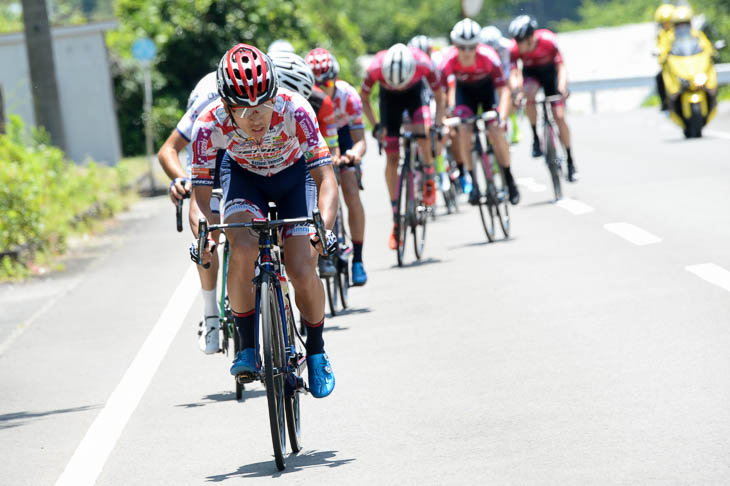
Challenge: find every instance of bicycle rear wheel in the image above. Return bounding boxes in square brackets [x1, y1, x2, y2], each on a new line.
[325, 270, 338, 316]
[261, 275, 287, 471]
[492, 167, 511, 239]
[284, 292, 303, 453]
[395, 168, 409, 267]
[337, 256, 349, 309]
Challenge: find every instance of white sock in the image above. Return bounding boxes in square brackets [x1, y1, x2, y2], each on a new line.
[202, 288, 218, 318]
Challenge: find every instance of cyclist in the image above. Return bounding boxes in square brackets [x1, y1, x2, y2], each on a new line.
[306, 48, 369, 285]
[508, 15, 578, 182]
[654, 4, 675, 111]
[270, 50, 340, 278]
[360, 43, 444, 250]
[481, 25, 522, 144]
[158, 71, 224, 355]
[191, 44, 338, 398]
[440, 18, 520, 206]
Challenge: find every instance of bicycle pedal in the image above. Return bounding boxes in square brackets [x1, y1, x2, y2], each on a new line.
[235, 373, 256, 385]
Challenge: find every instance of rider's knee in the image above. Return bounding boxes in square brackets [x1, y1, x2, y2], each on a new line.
[286, 256, 315, 287]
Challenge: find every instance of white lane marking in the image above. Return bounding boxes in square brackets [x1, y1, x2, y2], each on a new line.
[556, 198, 594, 215]
[686, 263, 730, 293]
[516, 177, 547, 192]
[55, 264, 199, 486]
[603, 223, 662, 246]
[704, 129, 730, 141]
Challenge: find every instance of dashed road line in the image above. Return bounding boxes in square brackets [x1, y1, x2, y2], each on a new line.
[556, 198, 594, 215]
[604, 223, 662, 246]
[686, 263, 730, 293]
[55, 264, 199, 486]
[516, 177, 547, 192]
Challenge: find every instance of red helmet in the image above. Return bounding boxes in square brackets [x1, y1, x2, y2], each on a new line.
[305, 48, 340, 83]
[216, 44, 278, 107]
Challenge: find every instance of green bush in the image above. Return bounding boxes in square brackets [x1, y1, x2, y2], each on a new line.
[0, 116, 132, 278]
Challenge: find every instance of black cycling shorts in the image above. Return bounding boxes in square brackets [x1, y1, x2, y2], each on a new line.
[523, 63, 559, 97]
[379, 80, 432, 137]
[455, 78, 497, 116]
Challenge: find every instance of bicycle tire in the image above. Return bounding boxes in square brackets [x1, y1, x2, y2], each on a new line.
[412, 172, 427, 260]
[284, 292, 303, 453]
[476, 153, 496, 242]
[545, 127, 562, 201]
[493, 168, 511, 239]
[227, 303, 243, 400]
[261, 275, 287, 471]
[395, 167, 409, 267]
[337, 257, 349, 309]
[325, 271, 338, 316]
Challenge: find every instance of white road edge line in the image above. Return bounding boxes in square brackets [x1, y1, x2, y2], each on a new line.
[603, 223, 662, 246]
[55, 264, 199, 486]
[556, 198, 594, 215]
[686, 263, 730, 293]
[704, 129, 730, 141]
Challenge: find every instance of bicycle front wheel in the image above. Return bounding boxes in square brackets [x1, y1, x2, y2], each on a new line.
[545, 127, 562, 201]
[261, 275, 287, 471]
[284, 292, 303, 453]
[475, 154, 496, 242]
[412, 173, 427, 260]
[395, 168, 409, 267]
[492, 167, 511, 239]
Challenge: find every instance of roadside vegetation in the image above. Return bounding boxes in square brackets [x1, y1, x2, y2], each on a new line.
[0, 117, 143, 279]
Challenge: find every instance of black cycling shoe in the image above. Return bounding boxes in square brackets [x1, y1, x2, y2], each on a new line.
[531, 138, 543, 158]
[507, 181, 520, 205]
[567, 160, 579, 182]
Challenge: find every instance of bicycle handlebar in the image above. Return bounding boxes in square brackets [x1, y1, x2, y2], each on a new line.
[443, 110, 499, 128]
[195, 208, 329, 269]
[175, 190, 191, 232]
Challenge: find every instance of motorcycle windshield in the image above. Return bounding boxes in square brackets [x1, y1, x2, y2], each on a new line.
[670, 29, 703, 56]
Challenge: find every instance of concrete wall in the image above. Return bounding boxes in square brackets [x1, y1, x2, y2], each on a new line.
[0, 21, 121, 164]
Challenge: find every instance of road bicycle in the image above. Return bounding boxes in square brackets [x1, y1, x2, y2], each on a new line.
[176, 188, 242, 398]
[431, 128, 460, 216]
[443, 111, 510, 242]
[394, 131, 429, 267]
[196, 209, 328, 471]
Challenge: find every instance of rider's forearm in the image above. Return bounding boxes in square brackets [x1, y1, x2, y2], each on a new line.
[310, 165, 338, 229]
[190, 187, 214, 238]
[350, 129, 366, 159]
[447, 87, 456, 109]
[498, 86, 512, 118]
[361, 93, 377, 127]
[509, 69, 523, 92]
[435, 90, 446, 123]
[557, 63, 568, 93]
[158, 130, 189, 180]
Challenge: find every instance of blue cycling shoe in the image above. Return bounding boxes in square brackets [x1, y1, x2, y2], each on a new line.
[230, 348, 257, 376]
[307, 353, 335, 398]
[351, 262, 368, 286]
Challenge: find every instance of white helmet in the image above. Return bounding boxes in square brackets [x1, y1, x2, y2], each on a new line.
[480, 26, 503, 48]
[408, 35, 432, 55]
[382, 43, 417, 90]
[269, 51, 315, 98]
[267, 39, 296, 54]
[450, 18, 481, 46]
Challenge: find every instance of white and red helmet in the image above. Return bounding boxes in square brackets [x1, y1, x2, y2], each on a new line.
[305, 48, 340, 83]
[216, 44, 278, 107]
[382, 43, 417, 90]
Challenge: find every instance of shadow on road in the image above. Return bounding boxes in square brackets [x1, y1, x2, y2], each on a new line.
[448, 237, 514, 250]
[520, 199, 557, 209]
[0, 405, 99, 430]
[389, 257, 444, 269]
[205, 449, 355, 481]
[176, 390, 266, 408]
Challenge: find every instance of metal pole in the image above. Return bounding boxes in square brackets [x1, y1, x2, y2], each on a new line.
[0, 84, 5, 135]
[591, 91, 598, 114]
[143, 62, 155, 192]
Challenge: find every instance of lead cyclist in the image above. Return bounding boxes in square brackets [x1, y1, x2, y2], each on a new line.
[191, 44, 338, 398]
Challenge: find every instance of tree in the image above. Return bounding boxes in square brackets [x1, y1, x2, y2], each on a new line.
[21, 0, 66, 150]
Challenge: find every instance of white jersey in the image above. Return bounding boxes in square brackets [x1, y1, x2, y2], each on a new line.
[175, 72, 219, 176]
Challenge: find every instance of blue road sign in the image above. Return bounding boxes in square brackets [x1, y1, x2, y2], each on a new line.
[132, 38, 157, 62]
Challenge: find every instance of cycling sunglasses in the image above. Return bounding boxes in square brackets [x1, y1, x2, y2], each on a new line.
[230, 101, 274, 120]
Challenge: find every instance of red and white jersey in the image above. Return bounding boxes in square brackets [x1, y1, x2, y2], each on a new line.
[331, 80, 364, 130]
[439, 44, 506, 88]
[361, 46, 441, 94]
[309, 86, 338, 149]
[509, 29, 563, 69]
[191, 88, 331, 184]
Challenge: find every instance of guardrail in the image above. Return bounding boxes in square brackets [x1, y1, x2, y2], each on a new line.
[568, 63, 730, 113]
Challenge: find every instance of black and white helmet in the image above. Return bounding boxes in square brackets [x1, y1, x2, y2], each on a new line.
[450, 18, 481, 46]
[268, 51, 315, 98]
[508, 15, 538, 41]
[480, 26, 503, 48]
[408, 35, 432, 55]
[382, 43, 417, 90]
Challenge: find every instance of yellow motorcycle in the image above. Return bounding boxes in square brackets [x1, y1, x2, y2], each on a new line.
[662, 26, 718, 138]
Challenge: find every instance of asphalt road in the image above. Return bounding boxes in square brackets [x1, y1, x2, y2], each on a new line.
[2, 106, 730, 485]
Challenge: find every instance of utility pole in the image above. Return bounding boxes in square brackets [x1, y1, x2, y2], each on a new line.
[21, 0, 66, 150]
[0, 84, 5, 135]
